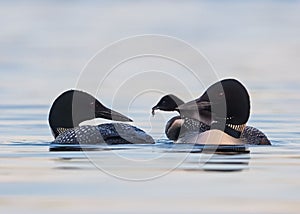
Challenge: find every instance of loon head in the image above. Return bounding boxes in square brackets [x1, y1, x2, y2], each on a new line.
[178, 79, 250, 138]
[151, 94, 185, 116]
[48, 90, 132, 138]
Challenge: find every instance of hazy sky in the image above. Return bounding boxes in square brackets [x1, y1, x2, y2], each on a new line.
[0, 0, 299, 108]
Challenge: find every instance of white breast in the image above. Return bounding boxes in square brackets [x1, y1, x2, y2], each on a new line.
[176, 129, 244, 145]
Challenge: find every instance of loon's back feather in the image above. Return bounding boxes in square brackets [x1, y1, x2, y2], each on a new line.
[241, 126, 271, 145]
[52, 123, 154, 145]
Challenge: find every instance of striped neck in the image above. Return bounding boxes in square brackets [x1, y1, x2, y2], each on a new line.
[211, 122, 246, 138]
[225, 123, 246, 138]
[52, 127, 72, 138]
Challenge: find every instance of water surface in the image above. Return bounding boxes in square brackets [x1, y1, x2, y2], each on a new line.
[1, 98, 300, 213]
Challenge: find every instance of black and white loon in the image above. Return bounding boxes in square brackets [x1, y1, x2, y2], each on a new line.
[152, 79, 271, 145]
[49, 90, 154, 150]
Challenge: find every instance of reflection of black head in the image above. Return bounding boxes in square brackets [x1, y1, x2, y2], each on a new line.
[178, 79, 250, 126]
[48, 90, 132, 137]
[152, 94, 184, 115]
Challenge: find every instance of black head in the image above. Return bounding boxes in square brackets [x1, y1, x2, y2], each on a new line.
[152, 94, 185, 116]
[49, 90, 132, 137]
[201, 79, 250, 125]
[178, 79, 250, 126]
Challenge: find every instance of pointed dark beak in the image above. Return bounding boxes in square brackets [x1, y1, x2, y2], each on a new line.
[95, 108, 133, 122]
[176, 100, 212, 112]
[175, 99, 212, 121]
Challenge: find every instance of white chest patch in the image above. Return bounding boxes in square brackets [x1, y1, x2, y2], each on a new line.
[176, 130, 244, 145]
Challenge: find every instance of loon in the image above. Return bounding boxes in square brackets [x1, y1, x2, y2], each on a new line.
[49, 90, 154, 150]
[152, 79, 271, 145]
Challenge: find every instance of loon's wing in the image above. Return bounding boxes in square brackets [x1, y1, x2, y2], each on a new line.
[241, 126, 271, 145]
[51, 123, 154, 145]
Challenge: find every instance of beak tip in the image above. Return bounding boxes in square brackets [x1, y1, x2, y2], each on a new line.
[96, 108, 134, 122]
[151, 107, 157, 116]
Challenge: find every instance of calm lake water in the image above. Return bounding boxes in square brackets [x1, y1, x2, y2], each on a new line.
[1, 94, 300, 213]
[1, 0, 300, 213]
